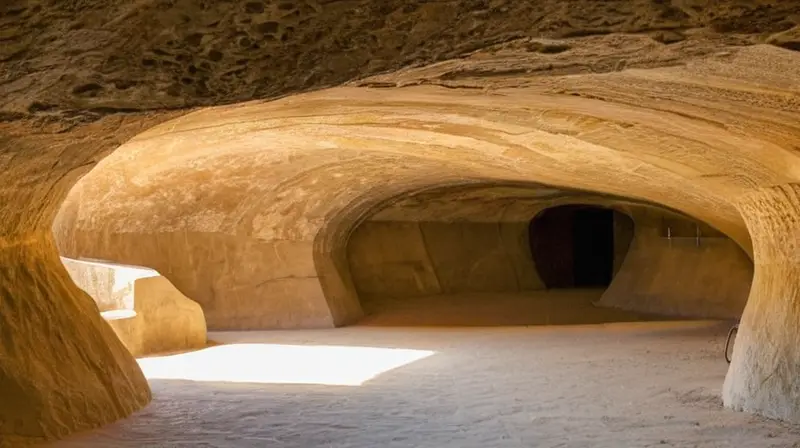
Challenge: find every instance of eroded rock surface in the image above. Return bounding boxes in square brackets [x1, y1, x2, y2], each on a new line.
[52, 43, 800, 426]
[0, 234, 150, 447]
[3, 0, 798, 119]
[723, 184, 800, 423]
[0, 114, 172, 446]
[2, 0, 800, 442]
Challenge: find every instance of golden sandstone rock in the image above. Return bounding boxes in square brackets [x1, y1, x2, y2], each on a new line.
[2, 0, 800, 443]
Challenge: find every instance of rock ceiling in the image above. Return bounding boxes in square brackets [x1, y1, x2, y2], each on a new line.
[2, 0, 800, 444]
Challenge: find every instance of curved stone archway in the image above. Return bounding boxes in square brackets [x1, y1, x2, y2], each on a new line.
[2, 0, 800, 443]
[0, 23, 794, 444]
[340, 182, 750, 324]
[48, 44, 800, 425]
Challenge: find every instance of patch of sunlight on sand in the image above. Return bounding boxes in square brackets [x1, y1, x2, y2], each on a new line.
[138, 343, 436, 386]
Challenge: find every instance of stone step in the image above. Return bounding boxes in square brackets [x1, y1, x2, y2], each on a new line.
[100, 309, 138, 321]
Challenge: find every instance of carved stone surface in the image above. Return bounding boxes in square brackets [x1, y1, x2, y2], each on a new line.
[2, 1, 800, 443]
[62, 257, 207, 356]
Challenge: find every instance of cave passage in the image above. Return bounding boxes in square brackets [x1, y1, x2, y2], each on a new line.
[529, 205, 618, 289]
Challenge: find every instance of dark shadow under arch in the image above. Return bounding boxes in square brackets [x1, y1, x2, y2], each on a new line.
[529, 205, 634, 289]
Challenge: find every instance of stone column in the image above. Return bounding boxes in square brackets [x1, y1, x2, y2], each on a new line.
[0, 233, 151, 444]
[0, 121, 155, 444]
[723, 183, 800, 422]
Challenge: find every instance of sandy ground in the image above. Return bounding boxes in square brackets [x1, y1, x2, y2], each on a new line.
[54, 318, 800, 447]
[359, 289, 668, 327]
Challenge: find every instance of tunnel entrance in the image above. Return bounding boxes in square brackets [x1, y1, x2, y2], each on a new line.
[344, 186, 649, 327]
[529, 205, 618, 289]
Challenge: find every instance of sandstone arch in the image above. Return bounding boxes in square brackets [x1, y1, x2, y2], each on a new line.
[342, 183, 750, 322]
[0, 116, 168, 446]
[55, 83, 754, 328]
[52, 44, 800, 424]
[2, 3, 800, 441]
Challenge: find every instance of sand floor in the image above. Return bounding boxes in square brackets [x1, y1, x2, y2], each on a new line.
[55, 320, 800, 448]
[359, 289, 668, 327]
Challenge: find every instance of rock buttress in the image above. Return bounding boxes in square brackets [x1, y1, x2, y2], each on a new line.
[723, 183, 800, 422]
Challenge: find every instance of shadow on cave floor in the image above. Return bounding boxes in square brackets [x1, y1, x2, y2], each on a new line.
[357, 290, 676, 327]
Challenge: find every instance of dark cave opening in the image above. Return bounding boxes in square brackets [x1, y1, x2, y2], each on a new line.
[529, 205, 628, 289]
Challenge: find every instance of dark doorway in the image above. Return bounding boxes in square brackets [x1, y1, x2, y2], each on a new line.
[529, 205, 617, 288]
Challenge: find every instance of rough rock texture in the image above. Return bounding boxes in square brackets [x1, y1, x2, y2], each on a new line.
[3, 0, 799, 117]
[62, 257, 207, 356]
[723, 183, 800, 422]
[0, 114, 167, 445]
[0, 235, 150, 447]
[51, 43, 800, 424]
[3, 0, 800, 440]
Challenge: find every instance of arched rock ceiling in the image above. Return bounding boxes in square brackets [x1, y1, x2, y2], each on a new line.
[3, 0, 800, 438]
[3, 5, 799, 238]
[56, 40, 800, 257]
[2, 1, 798, 118]
[366, 183, 714, 224]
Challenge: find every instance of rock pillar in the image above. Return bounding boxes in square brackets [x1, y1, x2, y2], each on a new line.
[723, 183, 800, 422]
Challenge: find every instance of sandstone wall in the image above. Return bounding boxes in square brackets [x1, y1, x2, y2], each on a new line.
[2, 0, 800, 441]
[47, 44, 800, 425]
[346, 203, 751, 322]
[0, 115, 174, 446]
[57, 229, 333, 330]
[61, 257, 208, 356]
[112, 276, 207, 357]
[348, 220, 543, 299]
[56, 42, 800, 337]
[723, 184, 800, 423]
[598, 209, 753, 319]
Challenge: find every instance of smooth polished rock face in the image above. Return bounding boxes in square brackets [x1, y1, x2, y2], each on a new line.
[2, 0, 800, 443]
[348, 220, 544, 299]
[112, 275, 208, 356]
[596, 208, 753, 320]
[351, 195, 752, 320]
